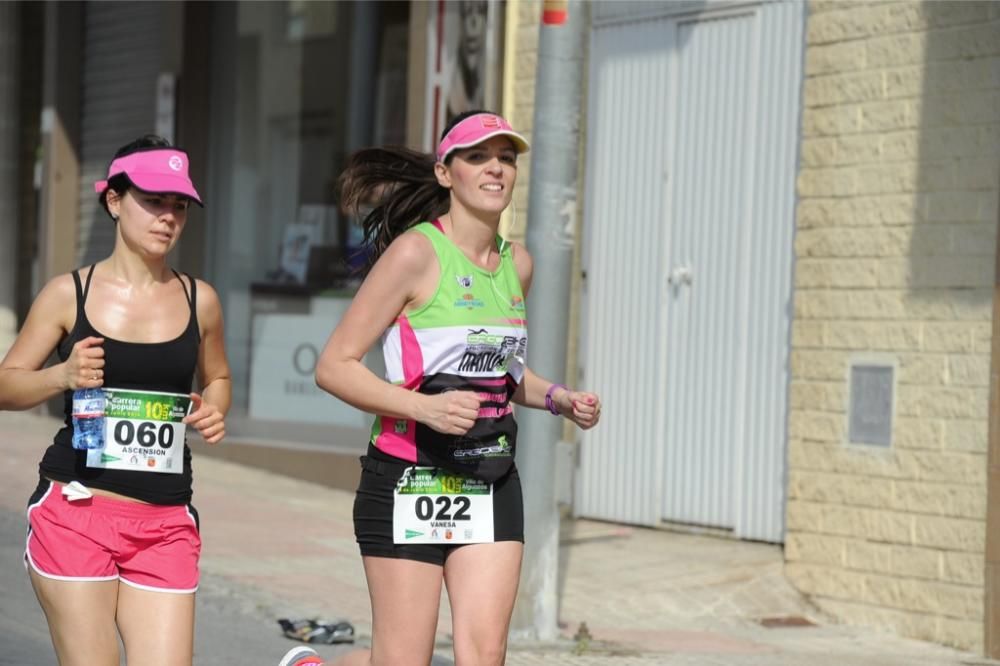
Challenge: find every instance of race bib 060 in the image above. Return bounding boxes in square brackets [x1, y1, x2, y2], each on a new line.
[86, 389, 191, 474]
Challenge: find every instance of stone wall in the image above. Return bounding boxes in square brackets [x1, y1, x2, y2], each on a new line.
[786, 0, 1000, 652]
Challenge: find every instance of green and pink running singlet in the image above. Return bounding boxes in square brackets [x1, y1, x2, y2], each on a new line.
[370, 220, 527, 482]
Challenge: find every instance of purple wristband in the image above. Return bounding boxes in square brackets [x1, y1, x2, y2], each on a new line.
[545, 383, 567, 415]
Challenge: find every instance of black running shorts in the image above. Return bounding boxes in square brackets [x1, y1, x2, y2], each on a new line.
[353, 446, 524, 566]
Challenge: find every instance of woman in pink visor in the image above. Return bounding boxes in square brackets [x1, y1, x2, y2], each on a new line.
[303, 111, 601, 666]
[0, 134, 231, 665]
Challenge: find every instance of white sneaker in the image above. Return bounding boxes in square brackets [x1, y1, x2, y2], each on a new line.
[278, 646, 324, 666]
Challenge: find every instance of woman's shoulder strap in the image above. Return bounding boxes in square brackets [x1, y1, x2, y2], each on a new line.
[171, 270, 197, 312]
[71, 268, 83, 302]
[80, 264, 97, 303]
[410, 220, 439, 239]
[410, 220, 449, 254]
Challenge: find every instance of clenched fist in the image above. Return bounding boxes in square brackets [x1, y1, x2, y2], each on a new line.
[64, 337, 105, 390]
[417, 390, 481, 435]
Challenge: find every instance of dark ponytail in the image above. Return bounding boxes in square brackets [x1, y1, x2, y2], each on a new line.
[338, 109, 495, 272]
[338, 147, 449, 272]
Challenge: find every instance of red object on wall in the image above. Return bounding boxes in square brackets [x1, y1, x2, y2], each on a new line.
[542, 0, 568, 25]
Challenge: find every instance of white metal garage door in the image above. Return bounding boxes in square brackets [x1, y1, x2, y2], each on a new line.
[576, 0, 804, 542]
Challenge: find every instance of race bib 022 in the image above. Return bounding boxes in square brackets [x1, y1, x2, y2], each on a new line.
[392, 467, 494, 544]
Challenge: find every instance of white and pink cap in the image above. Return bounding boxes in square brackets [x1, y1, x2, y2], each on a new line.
[436, 113, 530, 162]
[94, 148, 203, 206]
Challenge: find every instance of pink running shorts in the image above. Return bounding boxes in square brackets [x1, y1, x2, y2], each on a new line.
[25, 480, 201, 593]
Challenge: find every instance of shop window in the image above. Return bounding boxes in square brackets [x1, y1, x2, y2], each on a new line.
[204, 1, 408, 413]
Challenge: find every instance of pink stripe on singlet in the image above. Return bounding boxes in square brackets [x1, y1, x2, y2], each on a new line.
[478, 406, 514, 418]
[398, 316, 423, 389]
[469, 379, 513, 420]
[376, 316, 424, 462]
[470, 377, 508, 387]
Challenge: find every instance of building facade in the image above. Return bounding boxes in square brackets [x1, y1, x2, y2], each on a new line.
[0, 0, 505, 456]
[3, 0, 1000, 657]
[784, 0, 1000, 652]
[506, 0, 1000, 655]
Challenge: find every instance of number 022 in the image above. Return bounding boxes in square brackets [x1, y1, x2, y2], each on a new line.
[413, 496, 471, 521]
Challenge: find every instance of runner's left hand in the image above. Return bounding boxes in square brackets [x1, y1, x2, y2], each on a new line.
[184, 392, 226, 445]
[554, 388, 602, 430]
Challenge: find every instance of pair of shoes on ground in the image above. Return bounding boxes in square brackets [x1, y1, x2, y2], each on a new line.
[278, 617, 355, 645]
[279, 646, 324, 666]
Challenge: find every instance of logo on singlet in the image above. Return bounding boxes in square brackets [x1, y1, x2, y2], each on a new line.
[458, 331, 526, 373]
[453, 275, 485, 308]
[455, 293, 485, 309]
[452, 435, 511, 459]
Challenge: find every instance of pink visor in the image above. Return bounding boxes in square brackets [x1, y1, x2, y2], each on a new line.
[437, 113, 530, 162]
[94, 148, 203, 206]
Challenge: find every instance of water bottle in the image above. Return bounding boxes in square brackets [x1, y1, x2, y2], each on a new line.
[72, 387, 106, 450]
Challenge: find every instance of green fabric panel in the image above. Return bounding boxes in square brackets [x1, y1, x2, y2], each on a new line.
[408, 222, 526, 329]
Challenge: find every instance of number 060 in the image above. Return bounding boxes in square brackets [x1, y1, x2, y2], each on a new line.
[113, 421, 175, 448]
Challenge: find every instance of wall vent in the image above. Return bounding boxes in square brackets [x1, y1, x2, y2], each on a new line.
[848, 363, 894, 447]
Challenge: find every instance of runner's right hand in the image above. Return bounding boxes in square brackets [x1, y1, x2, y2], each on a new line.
[418, 390, 481, 435]
[63, 336, 105, 390]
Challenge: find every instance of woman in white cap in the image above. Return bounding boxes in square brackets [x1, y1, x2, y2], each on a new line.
[0, 134, 231, 665]
[301, 110, 601, 666]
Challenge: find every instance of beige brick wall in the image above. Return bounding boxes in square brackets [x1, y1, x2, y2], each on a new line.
[787, 0, 1000, 652]
[502, 0, 542, 247]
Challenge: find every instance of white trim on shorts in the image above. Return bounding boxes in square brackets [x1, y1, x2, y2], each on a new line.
[119, 576, 198, 595]
[25, 554, 120, 583]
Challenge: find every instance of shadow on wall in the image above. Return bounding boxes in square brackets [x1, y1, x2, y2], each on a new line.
[910, 0, 999, 655]
[909, 3, 999, 303]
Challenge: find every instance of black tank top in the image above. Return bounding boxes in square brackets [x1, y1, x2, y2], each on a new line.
[39, 266, 201, 505]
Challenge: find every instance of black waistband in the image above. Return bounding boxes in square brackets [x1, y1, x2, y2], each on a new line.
[359, 454, 412, 477]
[359, 452, 518, 485]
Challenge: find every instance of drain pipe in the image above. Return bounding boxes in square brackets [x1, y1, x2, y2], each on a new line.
[984, 173, 1000, 656]
[510, 0, 587, 642]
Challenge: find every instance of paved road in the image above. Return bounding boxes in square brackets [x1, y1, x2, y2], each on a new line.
[0, 507, 51, 664]
[0, 507, 367, 666]
[4, 411, 1000, 666]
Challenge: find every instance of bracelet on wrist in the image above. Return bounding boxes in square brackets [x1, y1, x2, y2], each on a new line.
[545, 383, 567, 415]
